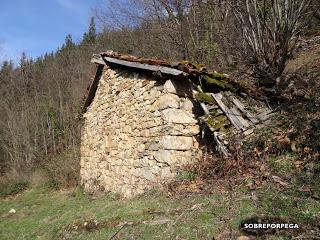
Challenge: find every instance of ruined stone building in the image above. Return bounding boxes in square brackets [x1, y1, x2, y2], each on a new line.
[81, 51, 272, 197]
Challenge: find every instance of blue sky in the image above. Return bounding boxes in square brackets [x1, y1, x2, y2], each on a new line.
[0, 0, 101, 63]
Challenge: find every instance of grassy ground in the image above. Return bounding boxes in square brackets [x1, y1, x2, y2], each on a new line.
[1, 182, 319, 240]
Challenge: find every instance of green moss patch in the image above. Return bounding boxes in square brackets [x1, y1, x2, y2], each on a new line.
[194, 92, 215, 104]
[203, 75, 235, 91]
[206, 115, 229, 130]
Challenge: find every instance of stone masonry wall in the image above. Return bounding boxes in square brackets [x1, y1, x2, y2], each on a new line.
[80, 66, 201, 197]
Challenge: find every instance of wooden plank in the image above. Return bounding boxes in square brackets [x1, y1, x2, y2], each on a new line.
[92, 55, 188, 77]
[91, 54, 186, 76]
[213, 93, 251, 131]
[258, 111, 274, 121]
[194, 90, 230, 157]
[200, 102, 210, 115]
[91, 54, 105, 65]
[211, 93, 242, 131]
[243, 128, 254, 136]
[201, 116, 230, 157]
[215, 132, 229, 145]
[229, 106, 251, 130]
[213, 132, 230, 157]
[228, 93, 260, 124]
[207, 104, 219, 110]
[256, 107, 273, 115]
[83, 64, 104, 112]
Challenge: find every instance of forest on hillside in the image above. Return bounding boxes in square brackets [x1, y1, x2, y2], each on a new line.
[0, 0, 319, 189]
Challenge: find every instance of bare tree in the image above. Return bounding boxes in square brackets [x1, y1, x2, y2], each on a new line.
[96, 0, 231, 65]
[232, 0, 311, 87]
[311, 0, 320, 21]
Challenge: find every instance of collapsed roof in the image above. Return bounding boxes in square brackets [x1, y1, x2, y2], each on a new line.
[85, 50, 241, 110]
[84, 50, 273, 157]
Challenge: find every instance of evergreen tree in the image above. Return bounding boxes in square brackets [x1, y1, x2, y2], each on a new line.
[82, 17, 96, 44]
[20, 52, 27, 69]
[64, 34, 74, 49]
[88, 17, 96, 42]
[1, 60, 14, 73]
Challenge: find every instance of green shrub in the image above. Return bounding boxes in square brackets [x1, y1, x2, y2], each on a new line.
[0, 180, 29, 197]
[176, 170, 196, 182]
[74, 185, 86, 198]
[43, 151, 79, 189]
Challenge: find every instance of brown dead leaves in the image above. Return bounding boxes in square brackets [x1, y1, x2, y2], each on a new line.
[167, 178, 207, 196]
[271, 175, 289, 187]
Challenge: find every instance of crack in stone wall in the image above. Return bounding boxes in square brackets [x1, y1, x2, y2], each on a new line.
[80, 67, 201, 197]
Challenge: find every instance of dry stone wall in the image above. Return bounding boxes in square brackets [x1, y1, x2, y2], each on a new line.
[80, 66, 201, 197]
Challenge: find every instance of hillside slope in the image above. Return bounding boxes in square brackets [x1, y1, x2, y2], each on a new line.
[1, 35, 320, 240]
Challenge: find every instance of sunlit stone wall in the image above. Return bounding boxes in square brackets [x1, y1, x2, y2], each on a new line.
[80, 66, 201, 197]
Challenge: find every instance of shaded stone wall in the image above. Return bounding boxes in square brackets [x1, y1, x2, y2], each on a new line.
[80, 66, 201, 197]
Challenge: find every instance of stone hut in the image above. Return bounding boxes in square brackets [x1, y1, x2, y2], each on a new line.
[81, 51, 204, 197]
[81, 51, 272, 197]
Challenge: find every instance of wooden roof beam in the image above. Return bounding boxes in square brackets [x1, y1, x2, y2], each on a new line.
[91, 54, 187, 77]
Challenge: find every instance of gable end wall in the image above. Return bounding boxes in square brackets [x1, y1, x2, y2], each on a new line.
[80, 66, 201, 197]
